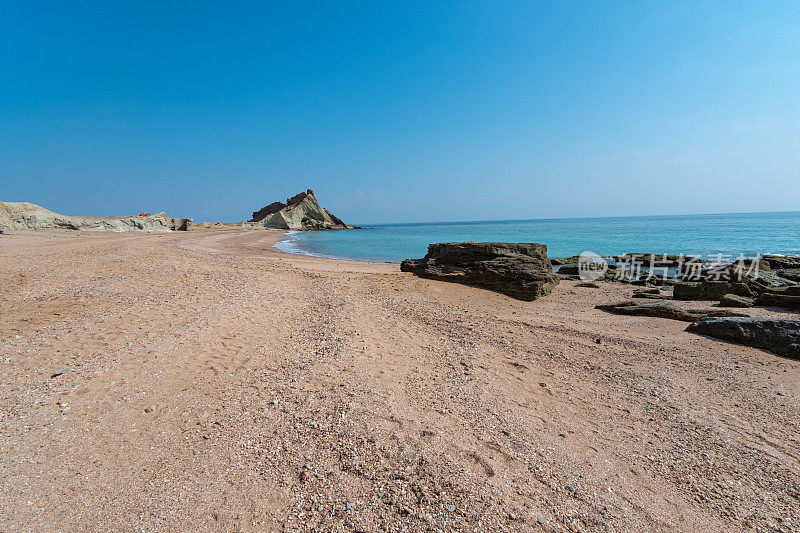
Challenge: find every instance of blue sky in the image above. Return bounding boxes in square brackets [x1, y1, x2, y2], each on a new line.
[2, 1, 799, 223]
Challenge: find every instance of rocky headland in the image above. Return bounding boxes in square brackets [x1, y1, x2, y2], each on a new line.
[250, 189, 355, 230]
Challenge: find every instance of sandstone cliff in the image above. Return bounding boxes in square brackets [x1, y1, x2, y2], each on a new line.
[0, 201, 189, 232]
[250, 189, 353, 230]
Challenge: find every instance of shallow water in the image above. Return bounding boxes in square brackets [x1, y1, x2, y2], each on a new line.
[275, 211, 800, 263]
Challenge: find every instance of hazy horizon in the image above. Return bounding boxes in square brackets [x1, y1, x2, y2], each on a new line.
[3, 2, 799, 223]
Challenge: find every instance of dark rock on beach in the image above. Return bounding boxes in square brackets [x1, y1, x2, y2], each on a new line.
[557, 263, 617, 280]
[596, 300, 748, 322]
[718, 294, 754, 308]
[632, 287, 670, 299]
[556, 264, 581, 276]
[575, 281, 600, 288]
[686, 317, 800, 359]
[754, 286, 800, 310]
[700, 261, 797, 295]
[632, 275, 675, 287]
[738, 263, 797, 294]
[550, 256, 582, 266]
[401, 242, 559, 301]
[673, 281, 752, 301]
[615, 253, 701, 267]
[773, 286, 800, 295]
[761, 255, 800, 270]
[776, 268, 800, 282]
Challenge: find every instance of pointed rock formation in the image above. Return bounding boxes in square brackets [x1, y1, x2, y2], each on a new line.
[250, 189, 354, 230]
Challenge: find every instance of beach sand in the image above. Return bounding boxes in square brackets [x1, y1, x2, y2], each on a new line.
[1, 228, 798, 531]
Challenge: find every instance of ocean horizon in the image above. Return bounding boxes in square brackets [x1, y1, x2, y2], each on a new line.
[276, 210, 800, 263]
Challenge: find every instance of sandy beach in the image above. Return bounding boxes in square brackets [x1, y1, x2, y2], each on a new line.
[1, 227, 798, 532]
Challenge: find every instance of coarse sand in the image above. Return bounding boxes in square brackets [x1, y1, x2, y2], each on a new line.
[1, 228, 798, 531]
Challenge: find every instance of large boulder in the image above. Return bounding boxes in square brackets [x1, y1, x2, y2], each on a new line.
[686, 318, 800, 359]
[596, 300, 748, 322]
[673, 281, 752, 301]
[250, 189, 353, 230]
[400, 242, 559, 301]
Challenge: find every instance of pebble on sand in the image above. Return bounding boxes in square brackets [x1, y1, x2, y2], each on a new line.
[51, 367, 70, 378]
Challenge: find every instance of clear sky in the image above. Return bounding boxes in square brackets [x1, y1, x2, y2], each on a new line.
[2, 2, 799, 224]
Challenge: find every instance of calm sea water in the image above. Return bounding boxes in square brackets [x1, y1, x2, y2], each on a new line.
[275, 211, 800, 263]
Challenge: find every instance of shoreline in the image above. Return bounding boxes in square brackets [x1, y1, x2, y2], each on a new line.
[265, 212, 800, 264]
[1, 227, 798, 530]
[271, 225, 795, 268]
[272, 228, 405, 264]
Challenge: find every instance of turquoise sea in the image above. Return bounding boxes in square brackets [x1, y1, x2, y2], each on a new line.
[275, 211, 800, 263]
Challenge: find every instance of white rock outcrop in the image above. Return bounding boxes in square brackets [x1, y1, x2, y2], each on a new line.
[0, 201, 183, 232]
[250, 189, 353, 230]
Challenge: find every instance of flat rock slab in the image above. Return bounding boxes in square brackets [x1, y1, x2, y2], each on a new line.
[719, 294, 754, 308]
[550, 256, 581, 266]
[632, 287, 670, 299]
[596, 300, 748, 322]
[632, 293, 672, 300]
[401, 242, 559, 301]
[634, 287, 661, 295]
[776, 268, 800, 282]
[686, 318, 800, 359]
[755, 292, 800, 310]
[763, 255, 800, 270]
[673, 281, 752, 301]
